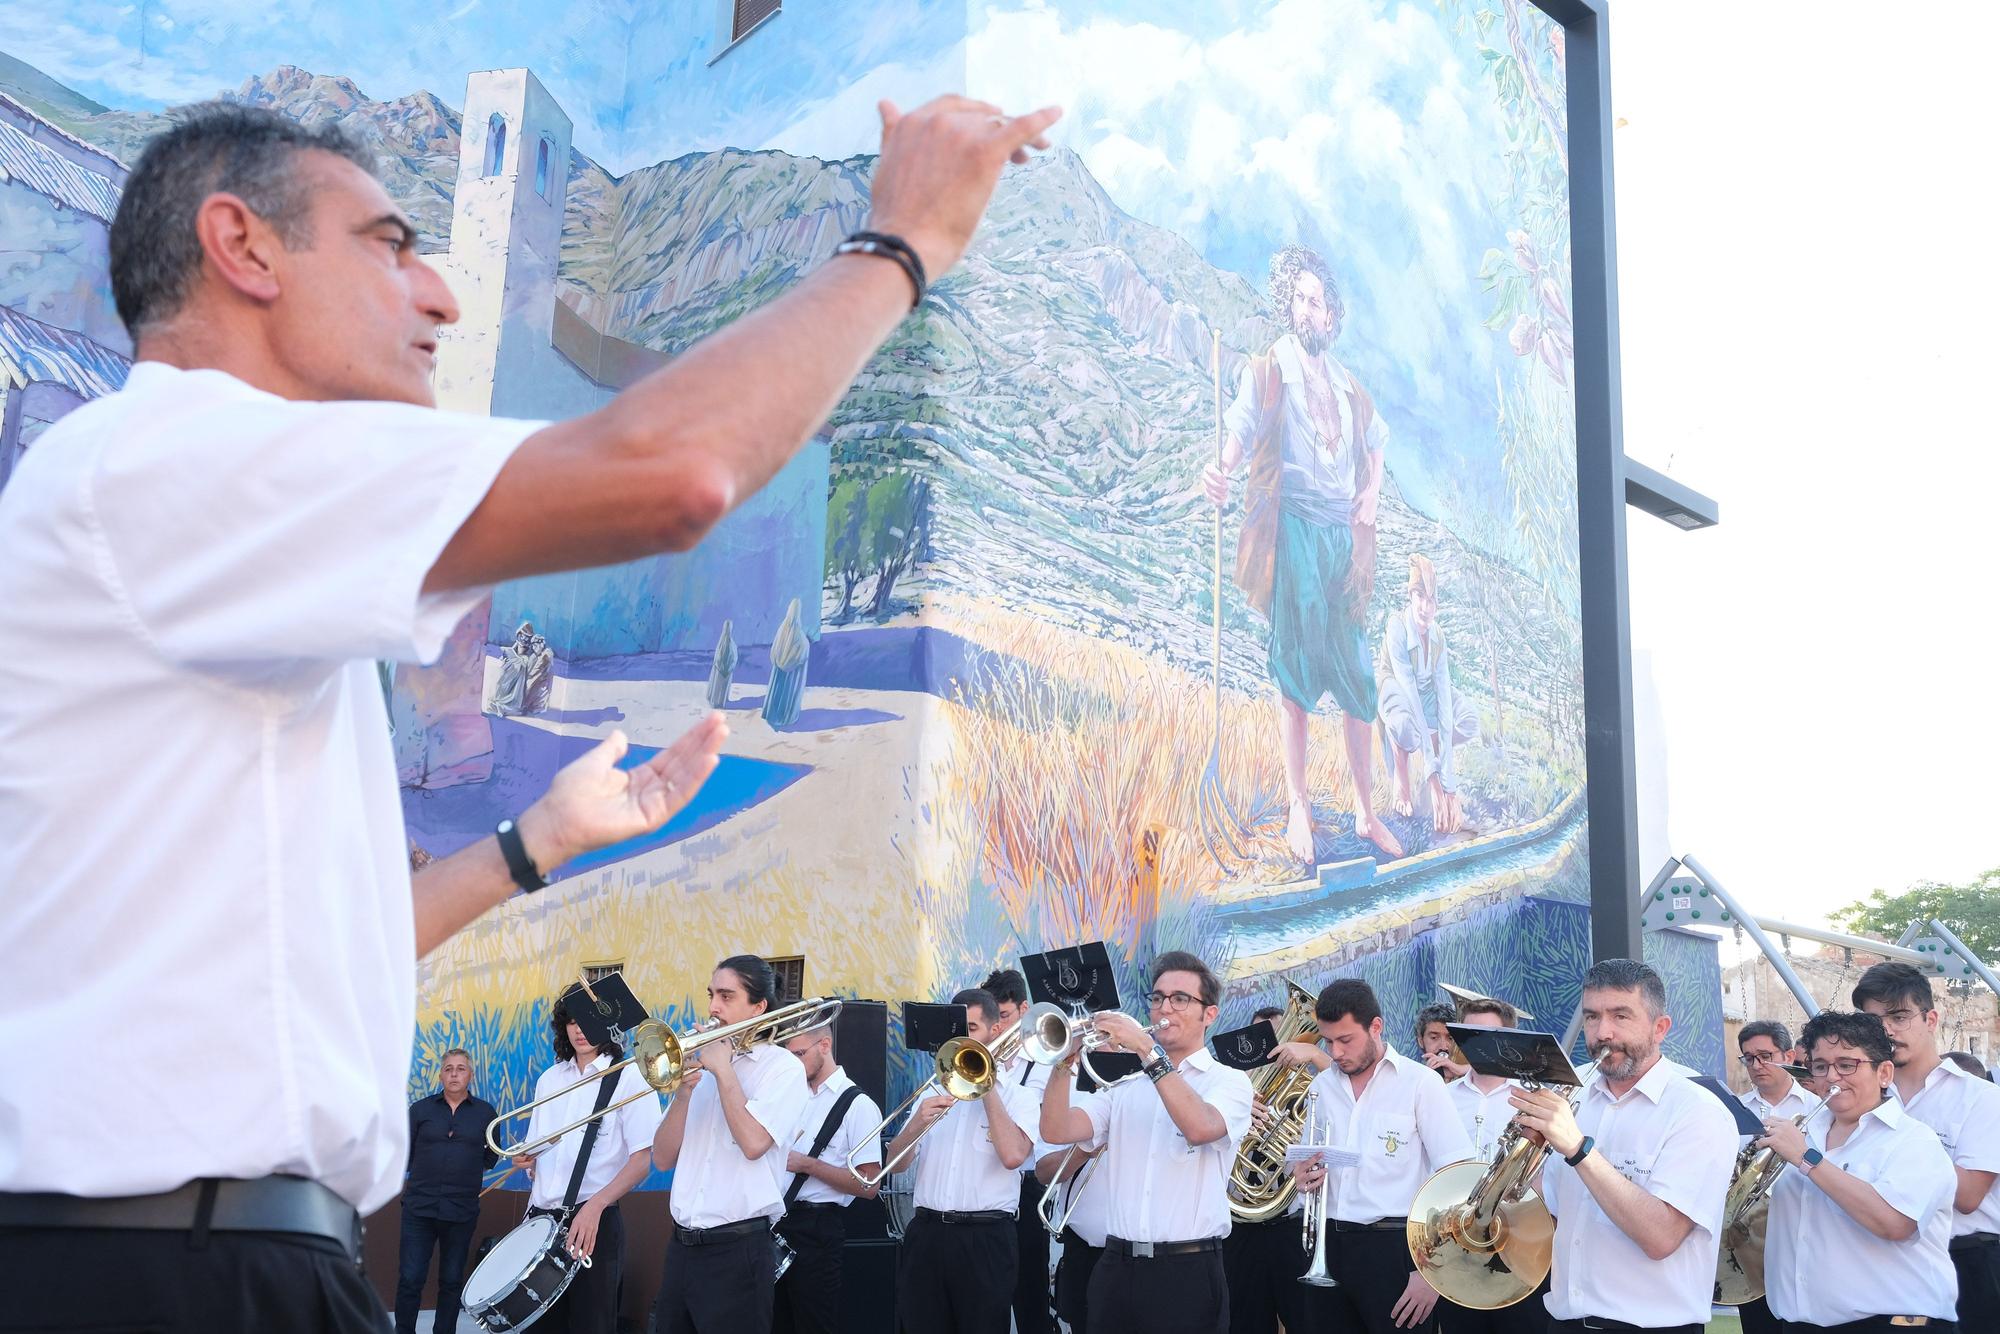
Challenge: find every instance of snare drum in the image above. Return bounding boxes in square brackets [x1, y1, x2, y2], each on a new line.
[462, 1211, 589, 1333]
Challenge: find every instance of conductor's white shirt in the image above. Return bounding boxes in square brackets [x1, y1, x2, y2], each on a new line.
[1445, 1075, 1520, 1163]
[911, 1079, 1039, 1214]
[1764, 1097, 1958, 1325]
[524, 1055, 663, 1210]
[670, 1045, 812, 1228]
[788, 1067, 884, 1207]
[1303, 1045, 1475, 1223]
[1078, 1047, 1254, 1243]
[0, 362, 536, 1212]
[1541, 1057, 1739, 1327]
[1900, 1055, 2000, 1236]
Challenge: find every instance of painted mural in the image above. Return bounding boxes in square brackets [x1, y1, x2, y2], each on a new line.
[0, 0, 1722, 1151]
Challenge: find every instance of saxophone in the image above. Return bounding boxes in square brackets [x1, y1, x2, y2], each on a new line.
[1226, 980, 1321, 1222]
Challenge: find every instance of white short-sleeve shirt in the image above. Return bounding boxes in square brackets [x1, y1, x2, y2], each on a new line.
[0, 363, 536, 1212]
[1764, 1098, 1958, 1325]
[524, 1055, 663, 1211]
[1541, 1058, 1740, 1327]
[670, 1044, 812, 1228]
[1900, 1056, 2000, 1236]
[787, 1067, 884, 1207]
[1302, 1045, 1475, 1223]
[1079, 1047, 1254, 1243]
[1445, 1075, 1520, 1164]
[1035, 1068, 1110, 1246]
[911, 1079, 1039, 1215]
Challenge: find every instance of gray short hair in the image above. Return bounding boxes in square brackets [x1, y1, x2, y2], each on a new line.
[1581, 958, 1668, 1019]
[440, 1047, 472, 1067]
[109, 102, 377, 340]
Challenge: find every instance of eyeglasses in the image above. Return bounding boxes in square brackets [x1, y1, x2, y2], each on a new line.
[1145, 990, 1204, 1011]
[1738, 1052, 1783, 1067]
[1879, 1008, 1925, 1028]
[1809, 1058, 1876, 1078]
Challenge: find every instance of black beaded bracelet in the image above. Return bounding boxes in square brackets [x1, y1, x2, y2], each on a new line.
[834, 230, 927, 310]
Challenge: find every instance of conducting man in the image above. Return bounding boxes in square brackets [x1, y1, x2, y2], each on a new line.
[986, 965, 1058, 1334]
[775, 1021, 883, 1334]
[1855, 961, 2000, 1331]
[1289, 978, 1472, 1334]
[650, 956, 812, 1334]
[0, 88, 1060, 1330]
[1760, 1010, 1959, 1333]
[1510, 958, 1738, 1334]
[515, 992, 663, 1334]
[1039, 950, 1254, 1334]
[892, 987, 1037, 1334]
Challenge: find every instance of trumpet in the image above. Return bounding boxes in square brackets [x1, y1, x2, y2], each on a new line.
[1074, 1010, 1158, 1089]
[849, 1002, 1070, 1188]
[487, 996, 844, 1159]
[1715, 1086, 1835, 1305]
[1298, 1106, 1338, 1287]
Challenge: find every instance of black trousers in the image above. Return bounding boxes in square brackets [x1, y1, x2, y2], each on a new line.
[1086, 1247, 1229, 1334]
[396, 1208, 477, 1334]
[1300, 1226, 1434, 1334]
[653, 1225, 777, 1334]
[775, 1203, 847, 1334]
[1056, 1232, 1104, 1333]
[1222, 1214, 1306, 1334]
[1735, 1295, 1782, 1334]
[1952, 1238, 2000, 1331]
[1548, 1323, 1700, 1334]
[0, 1227, 380, 1333]
[1017, 1176, 1057, 1334]
[1437, 1274, 1549, 1334]
[534, 1203, 625, 1334]
[1773, 1322, 1957, 1334]
[897, 1213, 1015, 1334]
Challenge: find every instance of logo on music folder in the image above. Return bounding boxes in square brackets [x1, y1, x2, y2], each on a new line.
[1058, 959, 1082, 994]
[1235, 1035, 1257, 1057]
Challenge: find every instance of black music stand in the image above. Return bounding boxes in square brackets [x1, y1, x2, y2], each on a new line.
[1446, 1024, 1585, 1087]
[901, 1001, 970, 1054]
[1021, 941, 1120, 1014]
[556, 972, 647, 1049]
[1211, 1020, 1279, 1071]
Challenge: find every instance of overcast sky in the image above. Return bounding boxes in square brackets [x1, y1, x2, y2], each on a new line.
[1615, 1, 2000, 930]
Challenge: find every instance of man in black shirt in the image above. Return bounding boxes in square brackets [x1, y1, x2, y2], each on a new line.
[397, 1048, 498, 1334]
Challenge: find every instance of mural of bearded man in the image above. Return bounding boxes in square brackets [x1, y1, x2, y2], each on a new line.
[1204, 244, 1402, 865]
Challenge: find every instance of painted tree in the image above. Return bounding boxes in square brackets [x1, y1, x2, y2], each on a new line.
[823, 476, 870, 622]
[864, 471, 932, 620]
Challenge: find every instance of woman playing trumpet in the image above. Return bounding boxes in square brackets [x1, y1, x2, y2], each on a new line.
[1759, 1010, 1959, 1332]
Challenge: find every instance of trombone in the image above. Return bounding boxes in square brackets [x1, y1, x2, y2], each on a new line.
[487, 996, 844, 1159]
[1030, 1009, 1156, 1232]
[849, 1001, 1071, 1188]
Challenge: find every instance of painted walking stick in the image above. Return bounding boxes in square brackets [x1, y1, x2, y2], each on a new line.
[1198, 330, 1247, 871]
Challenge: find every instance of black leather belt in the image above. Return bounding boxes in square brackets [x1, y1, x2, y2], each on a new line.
[1949, 1230, 1998, 1252]
[1104, 1234, 1223, 1259]
[0, 1176, 360, 1262]
[1549, 1320, 1701, 1334]
[788, 1200, 845, 1213]
[1331, 1218, 1406, 1233]
[914, 1206, 1015, 1225]
[674, 1217, 770, 1245]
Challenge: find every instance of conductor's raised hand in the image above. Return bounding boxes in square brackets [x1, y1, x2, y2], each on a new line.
[517, 715, 727, 871]
[868, 96, 1064, 281]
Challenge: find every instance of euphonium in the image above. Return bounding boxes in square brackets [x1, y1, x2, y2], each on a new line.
[1227, 980, 1321, 1222]
[1715, 1088, 1833, 1306]
[1405, 1074, 1588, 1310]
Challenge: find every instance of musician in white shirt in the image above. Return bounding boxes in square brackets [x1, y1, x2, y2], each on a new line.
[1035, 1073, 1109, 1334]
[1289, 978, 1473, 1334]
[892, 987, 1037, 1334]
[1759, 1010, 1960, 1331]
[1436, 995, 1545, 1334]
[986, 966, 1058, 1334]
[773, 1023, 882, 1334]
[1511, 958, 1738, 1334]
[1227, 1004, 1329, 1334]
[1039, 951, 1254, 1334]
[1738, 1020, 1814, 1123]
[514, 995, 664, 1334]
[649, 956, 812, 1334]
[1855, 961, 2000, 1331]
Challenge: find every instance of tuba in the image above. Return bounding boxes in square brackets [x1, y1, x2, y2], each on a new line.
[1227, 980, 1322, 1222]
[1715, 1089, 1832, 1305]
[1405, 1068, 1590, 1309]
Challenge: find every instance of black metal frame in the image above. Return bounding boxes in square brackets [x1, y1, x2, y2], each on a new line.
[1534, 0, 1638, 962]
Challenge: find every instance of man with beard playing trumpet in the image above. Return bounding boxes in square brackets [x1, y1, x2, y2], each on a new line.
[1509, 959, 1738, 1334]
[1039, 951, 1253, 1334]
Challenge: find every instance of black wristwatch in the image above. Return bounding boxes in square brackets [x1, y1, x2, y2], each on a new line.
[1142, 1047, 1175, 1083]
[1563, 1135, 1595, 1167]
[495, 817, 549, 892]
